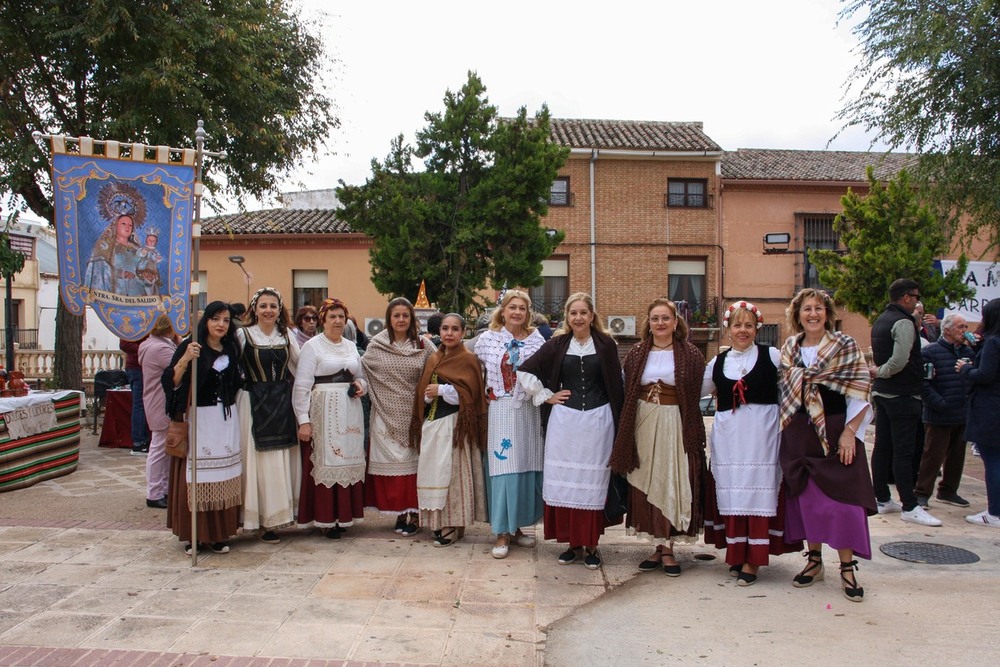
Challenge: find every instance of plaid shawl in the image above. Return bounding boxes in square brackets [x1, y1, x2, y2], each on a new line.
[779, 330, 871, 455]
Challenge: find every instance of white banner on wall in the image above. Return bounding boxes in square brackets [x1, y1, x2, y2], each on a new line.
[938, 259, 1000, 322]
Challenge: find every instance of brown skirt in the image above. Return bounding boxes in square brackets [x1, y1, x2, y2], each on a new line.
[166, 456, 240, 544]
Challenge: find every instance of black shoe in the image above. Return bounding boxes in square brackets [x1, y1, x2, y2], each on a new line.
[146, 497, 168, 509]
[792, 550, 824, 588]
[936, 491, 970, 508]
[557, 547, 580, 565]
[260, 531, 280, 544]
[211, 542, 230, 554]
[325, 528, 341, 539]
[840, 560, 864, 602]
[394, 514, 407, 533]
[736, 571, 758, 587]
[584, 550, 602, 570]
[130, 443, 149, 456]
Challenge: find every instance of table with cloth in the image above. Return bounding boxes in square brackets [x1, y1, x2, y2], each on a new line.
[0, 390, 84, 492]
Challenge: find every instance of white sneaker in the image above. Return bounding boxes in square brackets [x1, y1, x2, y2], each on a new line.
[901, 506, 943, 527]
[877, 498, 902, 514]
[965, 511, 1000, 528]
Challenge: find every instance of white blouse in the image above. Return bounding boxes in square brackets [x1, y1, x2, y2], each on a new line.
[292, 335, 367, 425]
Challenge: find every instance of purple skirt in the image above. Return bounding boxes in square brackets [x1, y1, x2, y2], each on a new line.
[785, 478, 872, 559]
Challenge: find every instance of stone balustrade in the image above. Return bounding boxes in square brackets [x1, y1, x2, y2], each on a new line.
[14, 350, 124, 385]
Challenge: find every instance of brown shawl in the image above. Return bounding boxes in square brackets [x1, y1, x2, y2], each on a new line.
[409, 344, 488, 451]
[610, 337, 707, 473]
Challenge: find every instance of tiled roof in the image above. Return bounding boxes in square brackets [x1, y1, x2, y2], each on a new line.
[722, 148, 918, 182]
[202, 208, 354, 235]
[549, 118, 723, 152]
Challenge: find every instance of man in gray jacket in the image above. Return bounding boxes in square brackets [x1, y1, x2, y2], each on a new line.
[915, 314, 974, 509]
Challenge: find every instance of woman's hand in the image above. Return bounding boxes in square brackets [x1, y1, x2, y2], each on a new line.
[955, 358, 971, 373]
[298, 423, 312, 442]
[351, 380, 365, 398]
[184, 342, 201, 364]
[546, 389, 572, 405]
[838, 430, 856, 465]
[424, 384, 440, 400]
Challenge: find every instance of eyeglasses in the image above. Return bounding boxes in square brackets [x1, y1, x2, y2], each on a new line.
[906, 293, 921, 300]
[302, 316, 318, 322]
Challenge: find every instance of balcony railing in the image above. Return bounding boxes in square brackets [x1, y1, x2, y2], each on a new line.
[675, 298, 720, 327]
[15, 349, 124, 386]
[0, 328, 40, 350]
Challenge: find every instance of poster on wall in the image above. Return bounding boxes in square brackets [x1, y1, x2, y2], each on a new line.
[937, 259, 999, 322]
[52, 148, 194, 340]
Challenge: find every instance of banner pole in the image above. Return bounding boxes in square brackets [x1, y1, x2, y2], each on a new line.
[188, 122, 206, 566]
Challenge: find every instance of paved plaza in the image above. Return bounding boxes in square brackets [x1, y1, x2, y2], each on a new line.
[1, 425, 998, 666]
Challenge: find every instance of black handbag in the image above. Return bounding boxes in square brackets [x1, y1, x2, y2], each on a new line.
[604, 472, 630, 525]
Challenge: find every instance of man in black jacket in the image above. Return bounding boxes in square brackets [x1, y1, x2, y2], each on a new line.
[915, 314, 974, 508]
[869, 279, 943, 526]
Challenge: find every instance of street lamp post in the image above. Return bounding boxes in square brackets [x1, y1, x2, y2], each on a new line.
[228, 255, 250, 305]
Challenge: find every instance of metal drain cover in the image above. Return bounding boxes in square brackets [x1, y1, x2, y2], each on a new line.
[880, 541, 980, 564]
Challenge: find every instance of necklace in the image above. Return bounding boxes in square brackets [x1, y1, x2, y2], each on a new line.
[730, 345, 754, 376]
[652, 340, 673, 349]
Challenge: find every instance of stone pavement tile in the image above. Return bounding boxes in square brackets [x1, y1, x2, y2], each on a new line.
[531, 580, 606, 608]
[382, 575, 462, 603]
[465, 557, 536, 582]
[399, 556, 470, 578]
[324, 555, 403, 577]
[96, 529, 174, 546]
[342, 536, 419, 557]
[0, 584, 78, 614]
[80, 616, 196, 651]
[65, 543, 155, 567]
[90, 566, 183, 590]
[0, 542, 32, 560]
[43, 528, 120, 546]
[260, 621, 362, 659]
[168, 568, 252, 592]
[210, 593, 301, 623]
[287, 596, 378, 625]
[131, 543, 198, 567]
[126, 588, 229, 619]
[459, 578, 533, 605]
[235, 572, 322, 597]
[349, 625, 447, 664]
[403, 540, 476, 559]
[371, 599, 458, 630]
[0, 541, 84, 564]
[451, 602, 536, 633]
[440, 630, 535, 666]
[51, 585, 152, 615]
[0, 527, 64, 543]
[24, 562, 117, 587]
[533, 604, 574, 630]
[257, 547, 341, 574]
[0, 611, 111, 647]
[309, 574, 391, 599]
[169, 618, 277, 656]
[192, 549, 274, 571]
[0, 611, 30, 636]
[0, 562, 47, 585]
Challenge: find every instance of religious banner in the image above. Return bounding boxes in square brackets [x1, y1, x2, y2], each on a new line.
[50, 139, 196, 340]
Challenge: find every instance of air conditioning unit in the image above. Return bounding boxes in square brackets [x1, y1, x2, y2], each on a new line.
[365, 317, 386, 337]
[607, 315, 636, 336]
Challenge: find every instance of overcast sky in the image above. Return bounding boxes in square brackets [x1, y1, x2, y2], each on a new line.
[258, 0, 881, 208]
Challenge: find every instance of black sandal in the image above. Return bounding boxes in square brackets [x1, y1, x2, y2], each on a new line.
[728, 564, 742, 578]
[840, 560, 864, 602]
[792, 550, 824, 588]
[660, 549, 681, 577]
[638, 545, 665, 572]
[432, 527, 463, 547]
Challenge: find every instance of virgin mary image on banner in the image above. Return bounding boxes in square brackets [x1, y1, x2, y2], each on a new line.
[84, 182, 151, 297]
[53, 149, 194, 341]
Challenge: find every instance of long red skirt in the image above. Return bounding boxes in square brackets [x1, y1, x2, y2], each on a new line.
[703, 472, 802, 566]
[297, 440, 365, 528]
[364, 472, 419, 514]
[543, 504, 607, 549]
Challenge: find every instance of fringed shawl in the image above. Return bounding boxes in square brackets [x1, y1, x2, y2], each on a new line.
[610, 337, 707, 475]
[779, 330, 870, 455]
[409, 345, 488, 451]
[362, 330, 433, 446]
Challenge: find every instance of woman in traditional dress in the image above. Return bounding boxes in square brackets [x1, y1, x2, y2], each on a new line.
[778, 288, 873, 602]
[293, 297, 367, 537]
[361, 297, 434, 536]
[163, 301, 242, 554]
[411, 313, 488, 547]
[291, 305, 319, 349]
[701, 301, 801, 586]
[139, 314, 178, 508]
[475, 290, 546, 559]
[236, 287, 301, 543]
[518, 293, 624, 570]
[610, 298, 706, 577]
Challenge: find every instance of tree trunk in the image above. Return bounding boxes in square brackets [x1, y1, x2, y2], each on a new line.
[53, 300, 83, 391]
